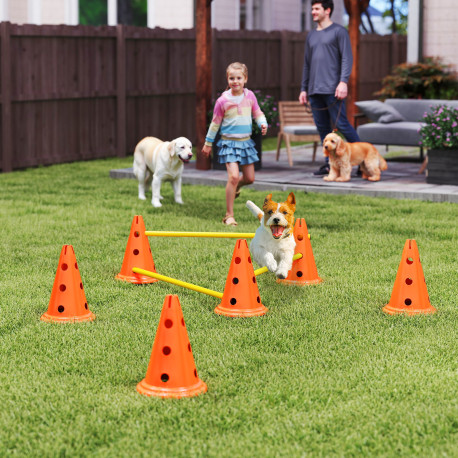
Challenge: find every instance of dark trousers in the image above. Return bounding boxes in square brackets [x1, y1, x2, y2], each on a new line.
[308, 94, 360, 143]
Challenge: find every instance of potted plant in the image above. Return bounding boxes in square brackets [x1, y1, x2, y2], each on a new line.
[209, 90, 278, 171]
[419, 105, 458, 185]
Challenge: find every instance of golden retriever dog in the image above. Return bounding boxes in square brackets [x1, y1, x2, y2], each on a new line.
[133, 136, 193, 207]
[322, 132, 388, 182]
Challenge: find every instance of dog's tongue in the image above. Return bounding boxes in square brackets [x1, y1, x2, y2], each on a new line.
[271, 225, 284, 238]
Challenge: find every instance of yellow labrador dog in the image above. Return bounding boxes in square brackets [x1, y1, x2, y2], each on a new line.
[133, 136, 193, 208]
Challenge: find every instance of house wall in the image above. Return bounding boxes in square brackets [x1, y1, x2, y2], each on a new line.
[8, 0, 28, 24]
[212, 0, 239, 30]
[271, 0, 301, 32]
[423, 0, 458, 71]
[150, 0, 193, 29]
[4, 0, 76, 25]
[42, 0, 65, 25]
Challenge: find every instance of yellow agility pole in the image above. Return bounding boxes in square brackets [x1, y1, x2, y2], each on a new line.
[145, 231, 255, 239]
[145, 231, 310, 239]
[132, 268, 224, 299]
[253, 253, 303, 276]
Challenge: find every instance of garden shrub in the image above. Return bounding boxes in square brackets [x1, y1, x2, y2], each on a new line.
[374, 57, 458, 100]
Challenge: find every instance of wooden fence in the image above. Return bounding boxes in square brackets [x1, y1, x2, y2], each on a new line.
[0, 23, 406, 172]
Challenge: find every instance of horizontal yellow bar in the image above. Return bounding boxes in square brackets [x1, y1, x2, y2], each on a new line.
[145, 231, 310, 239]
[145, 231, 255, 238]
[132, 267, 224, 299]
[254, 253, 303, 276]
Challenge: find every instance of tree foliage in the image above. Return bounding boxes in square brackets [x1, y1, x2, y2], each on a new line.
[79, 0, 147, 26]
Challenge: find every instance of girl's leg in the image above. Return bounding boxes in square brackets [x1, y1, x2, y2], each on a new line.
[237, 163, 255, 194]
[225, 162, 240, 218]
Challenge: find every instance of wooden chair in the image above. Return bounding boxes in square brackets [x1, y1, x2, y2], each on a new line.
[276, 101, 320, 167]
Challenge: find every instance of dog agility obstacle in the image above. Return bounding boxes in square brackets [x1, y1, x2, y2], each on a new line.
[145, 231, 310, 239]
[132, 253, 303, 298]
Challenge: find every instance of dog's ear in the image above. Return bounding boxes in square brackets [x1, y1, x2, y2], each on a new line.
[262, 194, 273, 211]
[167, 142, 176, 157]
[335, 136, 346, 157]
[287, 192, 296, 210]
[322, 143, 329, 157]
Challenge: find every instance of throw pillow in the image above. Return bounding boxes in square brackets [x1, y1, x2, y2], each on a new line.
[355, 100, 405, 123]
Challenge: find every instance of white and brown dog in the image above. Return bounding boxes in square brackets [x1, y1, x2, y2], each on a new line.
[246, 192, 296, 279]
[323, 132, 388, 182]
[133, 136, 193, 207]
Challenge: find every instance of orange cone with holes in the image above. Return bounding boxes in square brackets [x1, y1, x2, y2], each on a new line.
[214, 239, 268, 317]
[41, 245, 95, 323]
[278, 218, 323, 286]
[383, 239, 436, 315]
[137, 294, 207, 398]
[116, 215, 158, 284]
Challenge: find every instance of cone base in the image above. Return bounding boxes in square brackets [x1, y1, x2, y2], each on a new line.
[214, 303, 268, 317]
[115, 273, 159, 284]
[383, 303, 437, 316]
[40, 310, 96, 323]
[136, 378, 207, 398]
[277, 277, 323, 286]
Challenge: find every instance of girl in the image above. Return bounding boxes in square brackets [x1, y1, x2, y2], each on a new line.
[202, 62, 268, 226]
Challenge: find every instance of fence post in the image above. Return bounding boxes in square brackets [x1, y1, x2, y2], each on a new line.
[116, 24, 126, 157]
[390, 33, 399, 70]
[280, 31, 289, 101]
[0, 22, 12, 172]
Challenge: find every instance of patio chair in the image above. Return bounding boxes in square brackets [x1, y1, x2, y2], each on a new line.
[276, 101, 320, 167]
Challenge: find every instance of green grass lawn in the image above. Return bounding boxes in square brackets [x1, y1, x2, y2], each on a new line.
[0, 157, 457, 456]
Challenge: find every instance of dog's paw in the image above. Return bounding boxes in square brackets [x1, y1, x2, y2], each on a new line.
[138, 194, 146, 200]
[175, 198, 184, 205]
[276, 269, 288, 279]
[323, 175, 333, 181]
[264, 255, 277, 273]
[152, 199, 162, 208]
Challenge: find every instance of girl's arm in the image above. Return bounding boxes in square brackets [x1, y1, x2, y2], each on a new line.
[204, 99, 224, 146]
[250, 92, 268, 133]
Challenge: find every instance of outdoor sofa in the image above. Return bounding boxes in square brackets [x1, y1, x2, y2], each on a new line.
[354, 98, 458, 160]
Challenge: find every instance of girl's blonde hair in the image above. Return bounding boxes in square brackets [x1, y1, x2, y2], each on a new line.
[226, 62, 248, 80]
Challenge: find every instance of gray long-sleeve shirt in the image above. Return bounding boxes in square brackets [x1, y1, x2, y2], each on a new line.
[300, 23, 353, 95]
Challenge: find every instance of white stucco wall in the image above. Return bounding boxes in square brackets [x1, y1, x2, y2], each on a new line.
[150, 0, 193, 29]
[423, 0, 458, 71]
[271, 0, 301, 32]
[212, 0, 239, 30]
[8, 0, 28, 24]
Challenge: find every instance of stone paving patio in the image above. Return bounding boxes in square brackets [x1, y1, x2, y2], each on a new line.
[111, 144, 458, 203]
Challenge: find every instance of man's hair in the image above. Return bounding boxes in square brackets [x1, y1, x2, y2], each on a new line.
[311, 1, 334, 17]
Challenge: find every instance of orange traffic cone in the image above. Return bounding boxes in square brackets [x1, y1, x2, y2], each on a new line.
[116, 215, 158, 284]
[137, 295, 207, 398]
[383, 239, 436, 315]
[278, 218, 323, 286]
[214, 239, 268, 317]
[41, 245, 95, 323]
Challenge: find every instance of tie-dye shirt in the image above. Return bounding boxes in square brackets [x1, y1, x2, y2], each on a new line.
[205, 89, 267, 146]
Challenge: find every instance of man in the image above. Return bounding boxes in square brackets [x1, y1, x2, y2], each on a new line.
[299, 0, 360, 175]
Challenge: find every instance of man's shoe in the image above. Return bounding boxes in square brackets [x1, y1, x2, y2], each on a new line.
[313, 164, 330, 176]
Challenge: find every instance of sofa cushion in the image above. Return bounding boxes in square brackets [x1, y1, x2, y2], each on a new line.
[385, 99, 458, 122]
[357, 122, 425, 146]
[355, 100, 405, 123]
[283, 125, 319, 135]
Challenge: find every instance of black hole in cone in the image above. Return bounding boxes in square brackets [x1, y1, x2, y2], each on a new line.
[230, 298, 237, 305]
[161, 373, 169, 382]
[58, 305, 64, 313]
